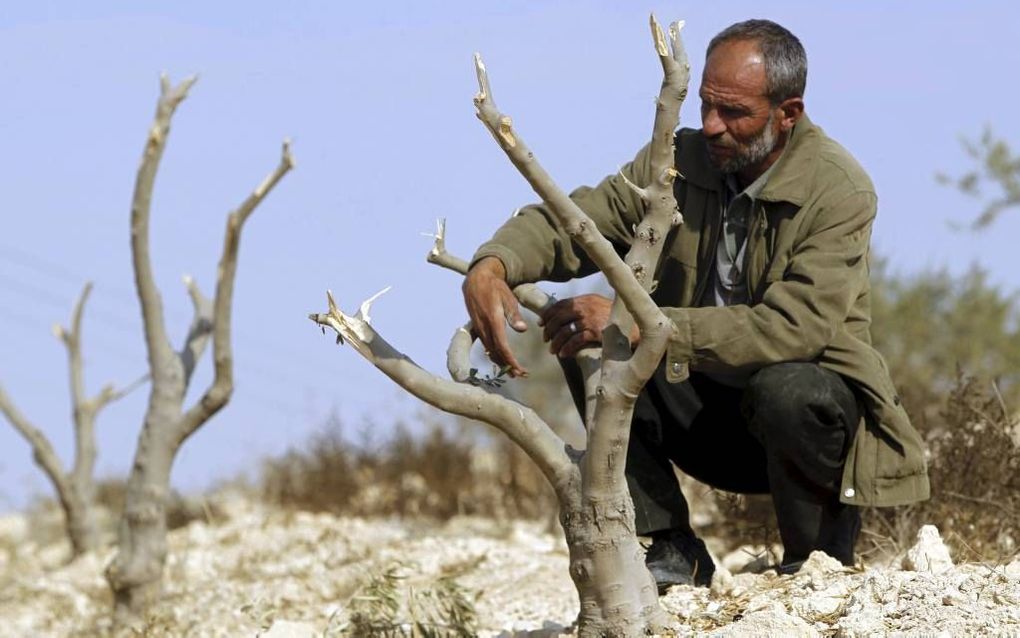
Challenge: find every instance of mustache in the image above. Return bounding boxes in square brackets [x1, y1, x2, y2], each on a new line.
[706, 135, 740, 152]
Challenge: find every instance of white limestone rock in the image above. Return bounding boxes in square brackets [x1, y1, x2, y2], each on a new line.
[903, 525, 953, 575]
[711, 602, 819, 637]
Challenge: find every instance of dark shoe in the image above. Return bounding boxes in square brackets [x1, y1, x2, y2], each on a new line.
[776, 559, 804, 576]
[645, 530, 716, 592]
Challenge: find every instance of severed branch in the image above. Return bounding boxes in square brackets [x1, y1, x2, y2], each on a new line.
[609, 16, 692, 391]
[177, 140, 295, 443]
[425, 218, 470, 274]
[309, 291, 577, 493]
[426, 217, 553, 313]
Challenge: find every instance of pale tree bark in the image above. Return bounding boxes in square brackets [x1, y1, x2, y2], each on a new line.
[0, 282, 145, 558]
[104, 75, 294, 627]
[312, 16, 689, 637]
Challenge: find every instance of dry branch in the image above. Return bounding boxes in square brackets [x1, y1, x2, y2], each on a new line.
[309, 291, 576, 494]
[132, 75, 199, 380]
[178, 140, 294, 442]
[0, 385, 70, 497]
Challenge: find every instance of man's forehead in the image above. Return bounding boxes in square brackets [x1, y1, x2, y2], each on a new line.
[703, 40, 766, 94]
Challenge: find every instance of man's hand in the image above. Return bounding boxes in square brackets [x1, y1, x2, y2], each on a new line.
[539, 294, 617, 358]
[462, 257, 528, 377]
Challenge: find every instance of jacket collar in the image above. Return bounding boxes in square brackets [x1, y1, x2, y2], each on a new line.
[679, 113, 820, 207]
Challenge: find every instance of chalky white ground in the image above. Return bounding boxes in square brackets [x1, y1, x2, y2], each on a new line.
[2, 494, 1019, 637]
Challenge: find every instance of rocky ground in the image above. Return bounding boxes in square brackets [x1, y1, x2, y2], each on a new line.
[1, 491, 1019, 636]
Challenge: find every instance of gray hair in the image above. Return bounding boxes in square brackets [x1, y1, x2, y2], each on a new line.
[707, 19, 807, 104]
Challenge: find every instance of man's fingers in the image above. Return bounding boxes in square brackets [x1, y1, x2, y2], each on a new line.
[489, 326, 527, 377]
[505, 302, 528, 333]
[549, 322, 585, 356]
[558, 330, 595, 359]
[541, 300, 576, 342]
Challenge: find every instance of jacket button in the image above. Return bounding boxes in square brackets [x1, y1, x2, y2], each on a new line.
[671, 362, 680, 373]
[844, 488, 856, 498]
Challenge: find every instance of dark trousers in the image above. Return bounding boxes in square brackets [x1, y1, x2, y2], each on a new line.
[560, 359, 862, 568]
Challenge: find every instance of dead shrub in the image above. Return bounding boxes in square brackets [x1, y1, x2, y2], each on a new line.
[259, 413, 556, 521]
[863, 373, 1020, 563]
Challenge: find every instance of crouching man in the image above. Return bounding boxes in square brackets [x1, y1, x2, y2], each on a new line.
[462, 19, 929, 590]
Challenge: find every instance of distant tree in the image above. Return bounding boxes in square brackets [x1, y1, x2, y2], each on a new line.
[313, 17, 689, 636]
[104, 76, 293, 627]
[938, 128, 1020, 229]
[0, 283, 146, 558]
[870, 260, 1020, 429]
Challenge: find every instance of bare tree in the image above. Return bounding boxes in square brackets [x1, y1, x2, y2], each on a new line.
[312, 17, 689, 636]
[0, 283, 146, 558]
[938, 127, 1020, 229]
[103, 75, 294, 626]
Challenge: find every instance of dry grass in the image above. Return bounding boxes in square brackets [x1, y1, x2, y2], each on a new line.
[258, 414, 557, 523]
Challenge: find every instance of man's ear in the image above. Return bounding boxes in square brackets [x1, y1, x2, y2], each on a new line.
[777, 97, 805, 132]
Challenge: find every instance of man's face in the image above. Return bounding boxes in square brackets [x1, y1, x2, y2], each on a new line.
[699, 39, 782, 175]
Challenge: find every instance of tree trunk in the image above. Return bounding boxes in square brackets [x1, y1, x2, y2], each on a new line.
[64, 486, 100, 557]
[106, 404, 179, 624]
[559, 487, 668, 637]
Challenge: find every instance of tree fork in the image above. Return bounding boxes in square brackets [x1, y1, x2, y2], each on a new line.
[0, 282, 145, 558]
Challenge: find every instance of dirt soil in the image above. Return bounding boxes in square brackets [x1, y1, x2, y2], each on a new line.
[2, 491, 1019, 636]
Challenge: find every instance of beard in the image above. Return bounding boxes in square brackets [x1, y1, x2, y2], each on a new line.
[706, 112, 778, 174]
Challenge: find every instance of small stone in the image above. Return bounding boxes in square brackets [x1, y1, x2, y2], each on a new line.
[1004, 559, 1020, 579]
[709, 565, 735, 596]
[0, 514, 29, 545]
[798, 551, 846, 579]
[942, 590, 968, 606]
[259, 620, 318, 637]
[903, 525, 953, 575]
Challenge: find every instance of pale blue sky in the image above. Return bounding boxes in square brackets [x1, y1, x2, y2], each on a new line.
[1, 2, 1018, 510]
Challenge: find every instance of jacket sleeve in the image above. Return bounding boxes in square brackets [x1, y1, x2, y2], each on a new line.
[470, 142, 654, 286]
[664, 189, 877, 375]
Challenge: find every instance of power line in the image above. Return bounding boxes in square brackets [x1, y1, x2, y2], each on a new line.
[0, 244, 398, 420]
[0, 242, 347, 372]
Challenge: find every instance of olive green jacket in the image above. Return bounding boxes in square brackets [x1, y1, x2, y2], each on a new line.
[473, 115, 929, 507]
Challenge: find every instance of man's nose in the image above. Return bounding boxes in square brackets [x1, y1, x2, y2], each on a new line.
[702, 107, 725, 138]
